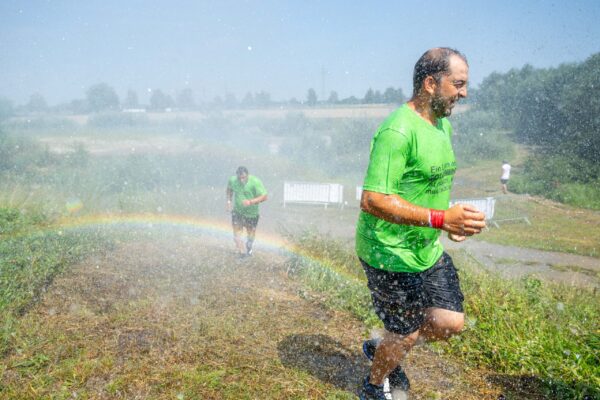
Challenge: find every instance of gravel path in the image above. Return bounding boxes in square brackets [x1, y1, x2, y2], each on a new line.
[443, 237, 600, 288]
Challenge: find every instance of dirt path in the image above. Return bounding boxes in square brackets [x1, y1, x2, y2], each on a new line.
[1, 232, 533, 399]
[443, 238, 600, 288]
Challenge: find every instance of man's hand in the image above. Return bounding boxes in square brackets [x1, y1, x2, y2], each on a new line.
[443, 204, 486, 236]
[448, 232, 467, 242]
[242, 199, 252, 207]
[226, 201, 232, 212]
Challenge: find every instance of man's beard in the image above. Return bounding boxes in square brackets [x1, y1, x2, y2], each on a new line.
[431, 92, 455, 118]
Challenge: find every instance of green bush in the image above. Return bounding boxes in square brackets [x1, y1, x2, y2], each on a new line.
[553, 182, 600, 209]
[510, 154, 600, 210]
[453, 130, 514, 163]
[0, 207, 46, 235]
[0, 130, 57, 173]
[450, 110, 515, 164]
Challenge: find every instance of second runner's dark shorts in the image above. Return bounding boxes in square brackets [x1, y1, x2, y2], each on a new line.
[232, 212, 259, 230]
[361, 252, 464, 335]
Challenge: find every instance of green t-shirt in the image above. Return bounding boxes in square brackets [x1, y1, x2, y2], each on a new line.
[227, 175, 267, 218]
[355, 104, 456, 273]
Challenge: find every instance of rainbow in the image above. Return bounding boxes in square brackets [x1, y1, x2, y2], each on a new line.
[9, 212, 361, 282]
[52, 212, 289, 251]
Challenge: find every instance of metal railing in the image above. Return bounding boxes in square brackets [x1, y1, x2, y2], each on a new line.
[283, 181, 344, 209]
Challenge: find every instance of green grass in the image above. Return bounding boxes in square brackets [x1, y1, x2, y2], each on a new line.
[0, 206, 110, 355]
[286, 233, 600, 399]
[0, 234, 360, 399]
[478, 196, 600, 257]
[450, 250, 599, 399]
[451, 155, 600, 258]
[548, 264, 600, 278]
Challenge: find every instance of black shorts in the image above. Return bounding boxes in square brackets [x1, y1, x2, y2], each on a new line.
[361, 252, 464, 335]
[232, 212, 259, 230]
[501, 179, 509, 184]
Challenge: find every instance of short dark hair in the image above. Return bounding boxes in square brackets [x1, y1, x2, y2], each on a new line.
[236, 166, 248, 176]
[413, 47, 467, 96]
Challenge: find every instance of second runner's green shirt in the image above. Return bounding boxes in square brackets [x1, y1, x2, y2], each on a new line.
[355, 104, 456, 273]
[228, 175, 267, 218]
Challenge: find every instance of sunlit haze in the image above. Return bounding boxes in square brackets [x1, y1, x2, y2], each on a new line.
[1, 0, 599, 104]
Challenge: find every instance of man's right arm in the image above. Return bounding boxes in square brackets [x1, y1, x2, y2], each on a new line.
[360, 190, 486, 236]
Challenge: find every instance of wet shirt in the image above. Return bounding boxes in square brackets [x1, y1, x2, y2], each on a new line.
[501, 163, 511, 180]
[356, 104, 456, 273]
[228, 175, 267, 218]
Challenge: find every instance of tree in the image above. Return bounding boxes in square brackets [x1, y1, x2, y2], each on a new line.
[86, 83, 119, 112]
[123, 90, 139, 109]
[211, 96, 223, 108]
[254, 91, 271, 107]
[69, 99, 88, 114]
[0, 97, 14, 121]
[472, 52, 600, 187]
[224, 92, 237, 109]
[558, 54, 600, 165]
[340, 95, 360, 104]
[176, 88, 195, 109]
[306, 88, 317, 106]
[26, 93, 48, 112]
[149, 89, 174, 111]
[363, 88, 375, 104]
[373, 90, 383, 103]
[241, 92, 254, 108]
[327, 91, 339, 104]
[383, 87, 405, 104]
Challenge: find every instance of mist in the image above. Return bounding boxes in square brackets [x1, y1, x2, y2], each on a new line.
[1, 1, 599, 399]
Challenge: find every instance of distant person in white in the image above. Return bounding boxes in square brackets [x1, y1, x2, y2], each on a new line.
[501, 160, 511, 194]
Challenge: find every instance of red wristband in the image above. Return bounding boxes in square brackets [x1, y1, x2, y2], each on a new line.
[429, 209, 445, 229]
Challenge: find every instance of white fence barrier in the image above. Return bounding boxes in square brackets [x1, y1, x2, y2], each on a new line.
[449, 197, 496, 221]
[356, 185, 363, 201]
[352, 192, 529, 227]
[283, 181, 344, 208]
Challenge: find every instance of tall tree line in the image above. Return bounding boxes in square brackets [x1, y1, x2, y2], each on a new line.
[475, 53, 600, 167]
[472, 52, 600, 207]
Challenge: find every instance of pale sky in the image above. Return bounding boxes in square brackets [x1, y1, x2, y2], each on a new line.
[1, 0, 599, 105]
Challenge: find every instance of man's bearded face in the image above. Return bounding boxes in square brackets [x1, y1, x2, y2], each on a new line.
[431, 84, 457, 118]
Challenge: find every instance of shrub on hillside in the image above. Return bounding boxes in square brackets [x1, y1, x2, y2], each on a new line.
[0, 130, 57, 173]
[451, 110, 515, 163]
[511, 154, 600, 210]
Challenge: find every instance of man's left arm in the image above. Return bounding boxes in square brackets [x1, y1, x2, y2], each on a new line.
[242, 180, 268, 206]
[242, 194, 267, 206]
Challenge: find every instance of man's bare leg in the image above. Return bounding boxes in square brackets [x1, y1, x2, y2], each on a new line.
[420, 308, 464, 341]
[233, 225, 246, 254]
[369, 308, 464, 385]
[246, 225, 256, 254]
[369, 330, 418, 384]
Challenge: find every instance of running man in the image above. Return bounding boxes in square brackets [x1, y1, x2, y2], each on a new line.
[501, 160, 511, 194]
[226, 166, 268, 257]
[356, 48, 486, 399]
